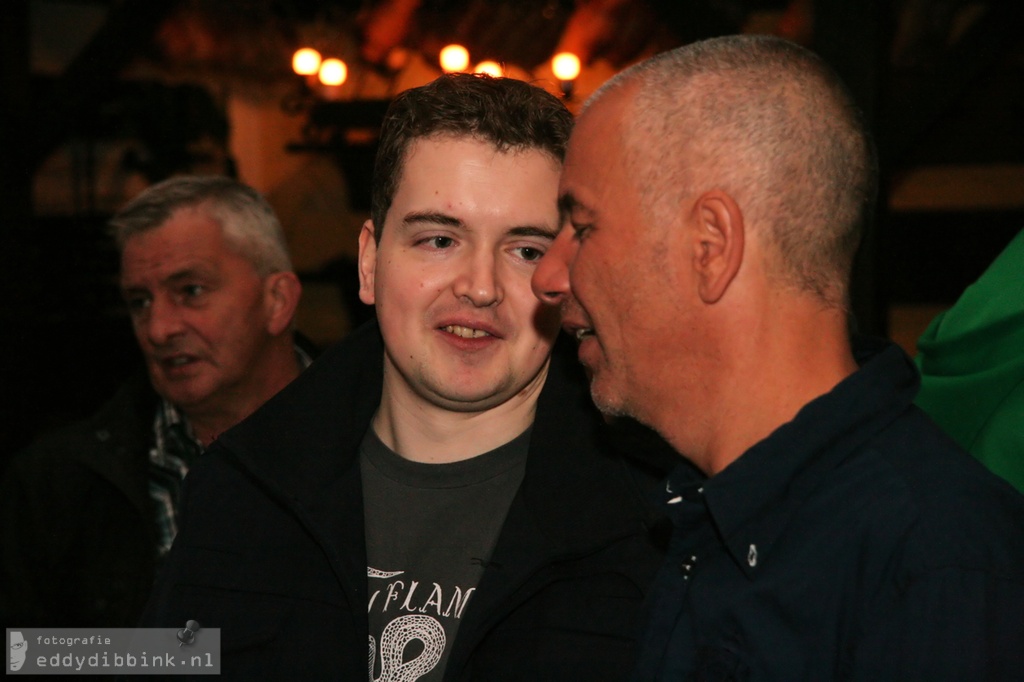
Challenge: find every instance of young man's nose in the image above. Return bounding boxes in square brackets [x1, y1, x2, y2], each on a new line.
[453, 254, 502, 307]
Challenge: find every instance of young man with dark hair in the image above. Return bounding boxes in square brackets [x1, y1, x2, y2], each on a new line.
[142, 74, 665, 681]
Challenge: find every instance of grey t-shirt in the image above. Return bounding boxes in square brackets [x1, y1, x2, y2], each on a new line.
[360, 426, 530, 682]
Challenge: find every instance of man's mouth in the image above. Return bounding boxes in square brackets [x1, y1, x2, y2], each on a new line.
[574, 328, 595, 341]
[442, 324, 492, 339]
[158, 354, 198, 368]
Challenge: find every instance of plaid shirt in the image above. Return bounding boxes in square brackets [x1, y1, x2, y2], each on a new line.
[148, 400, 203, 557]
[148, 346, 313, 557]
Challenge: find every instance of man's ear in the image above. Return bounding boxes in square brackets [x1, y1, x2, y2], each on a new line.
[357, 220, 378, 306]
[263, 271, 302, 336]
[692, 190, 744, 304]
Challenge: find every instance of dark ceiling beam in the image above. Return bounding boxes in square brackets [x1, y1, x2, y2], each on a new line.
[29, 0, 180, 172]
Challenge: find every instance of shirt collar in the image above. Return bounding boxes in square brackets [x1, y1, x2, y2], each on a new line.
[152, 342, 315, 460]
[696, 337, 920, 578]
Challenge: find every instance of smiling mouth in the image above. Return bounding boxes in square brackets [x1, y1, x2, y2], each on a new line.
[575, 328, 595, 341]
[443, 324, 492, 339]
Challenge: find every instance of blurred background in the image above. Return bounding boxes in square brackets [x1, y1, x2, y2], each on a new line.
[2, 0, 1023, 462]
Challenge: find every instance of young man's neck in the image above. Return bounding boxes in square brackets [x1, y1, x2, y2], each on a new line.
[372, 366, 548, 464]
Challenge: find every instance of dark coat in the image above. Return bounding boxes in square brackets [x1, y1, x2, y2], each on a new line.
[141, 322, 667, 680]
[1, 373, 159, 627]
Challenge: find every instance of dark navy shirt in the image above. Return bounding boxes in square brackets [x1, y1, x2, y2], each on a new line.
[633, 337, 1024, 681]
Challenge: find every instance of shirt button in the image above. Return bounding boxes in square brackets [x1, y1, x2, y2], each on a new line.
[679, 554, 698, 574]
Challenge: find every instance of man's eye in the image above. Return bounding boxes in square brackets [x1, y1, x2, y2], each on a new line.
[571, 223, 592, 241]
[423, 236, 454, 249]
[125, 297, 150, 314]
[181, 284, 205, 299]
[513, 246, 545, 262]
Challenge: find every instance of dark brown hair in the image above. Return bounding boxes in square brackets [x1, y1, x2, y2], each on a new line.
[370, 73, 573, 241]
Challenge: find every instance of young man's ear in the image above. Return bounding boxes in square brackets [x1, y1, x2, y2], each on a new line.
[358, 220, 378, 306]
[263, 271, 302, 336]
[691, 189, 744, 304]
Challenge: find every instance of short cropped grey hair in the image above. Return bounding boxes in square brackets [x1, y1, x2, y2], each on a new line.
[110, 175, 293, 277]
[593, 35, 877, 309]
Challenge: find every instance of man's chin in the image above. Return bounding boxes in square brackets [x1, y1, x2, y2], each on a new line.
[423, 383, 523, 413]
[588, 375, 630, 419]
[152, 380, 215, 412]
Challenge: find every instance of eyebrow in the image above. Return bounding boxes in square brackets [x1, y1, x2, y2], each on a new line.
[558, 192, 579, 217]
[402, 211, 464, 229]
[509, 225, 558, 240]
[558, 192, 595, 224]
[402, 212, 558, 240]
[121, 267, 211, 293]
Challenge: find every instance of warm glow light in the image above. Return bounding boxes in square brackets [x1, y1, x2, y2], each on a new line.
[551, 52, 581, 81]
[319, 58, 348, 86]
[474, 60, 503, 77]
[292, 47, 322, 76]
[440, 44, 470, 73]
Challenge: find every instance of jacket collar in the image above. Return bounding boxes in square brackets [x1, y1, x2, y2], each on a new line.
[214, 321, 661, 669]
[217, 321, 653, 548]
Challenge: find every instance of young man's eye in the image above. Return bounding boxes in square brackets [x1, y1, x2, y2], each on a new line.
[512, 246, 545, 262]
[423, 236, 455, 249]
[182, 284, 205, 298]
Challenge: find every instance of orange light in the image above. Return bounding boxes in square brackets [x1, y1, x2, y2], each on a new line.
[474, 60, 503, 77]
[318, 58, 348, 86]
[439, 44, 470, 73]
[551, 52, 581, 81]
[292, 47, 322, 76]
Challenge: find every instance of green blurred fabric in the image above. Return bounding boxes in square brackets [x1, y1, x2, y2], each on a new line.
[915, 228, 1024, 491]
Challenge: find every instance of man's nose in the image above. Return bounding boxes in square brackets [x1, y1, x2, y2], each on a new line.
[453, 253, 502, 307]
[140, 297, 186, 345]
[532, 229, 573, 306]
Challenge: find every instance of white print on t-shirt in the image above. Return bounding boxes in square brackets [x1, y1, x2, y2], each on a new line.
[367, 567, 477, 682]
[370, 614, 445, 682]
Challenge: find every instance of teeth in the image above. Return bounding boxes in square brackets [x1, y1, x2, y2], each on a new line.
[168, 357, 191, 366]
[444, 325, 491, 339]
[575, 328, 594, 340]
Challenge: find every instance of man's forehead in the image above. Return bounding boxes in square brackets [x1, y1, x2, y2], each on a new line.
[559, 102, 633, 216]
[389, 137, 559, 221]
[120, 229, 232, 288]
[119, 259, 219, 291]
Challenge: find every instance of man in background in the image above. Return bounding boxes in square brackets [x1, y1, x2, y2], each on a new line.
[534, 35, 1024, 679]
[1, 176, 306, 626]
[142, 74, 665, 680]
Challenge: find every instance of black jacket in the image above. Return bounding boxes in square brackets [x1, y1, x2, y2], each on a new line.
[1, 373, 159, 627]
[142, 322, 667, 680]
